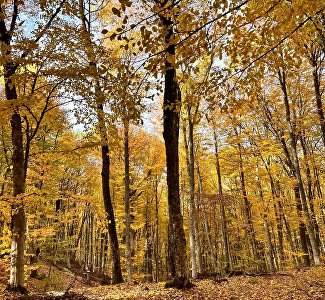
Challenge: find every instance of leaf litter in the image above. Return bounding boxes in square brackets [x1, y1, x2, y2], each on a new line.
[1, 266, 325, 299]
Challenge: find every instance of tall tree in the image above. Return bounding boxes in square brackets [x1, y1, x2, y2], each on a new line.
[0, 1, 67, 292]
[78, 0, 123, 283]
[155, 0, 190, 288]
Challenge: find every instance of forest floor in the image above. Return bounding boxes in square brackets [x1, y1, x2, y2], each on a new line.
[1, 261, 325, 299]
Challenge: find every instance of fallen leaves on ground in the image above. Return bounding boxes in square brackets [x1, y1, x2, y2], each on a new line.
[77, 266, 325, 300]
[1, 266, 325, 299]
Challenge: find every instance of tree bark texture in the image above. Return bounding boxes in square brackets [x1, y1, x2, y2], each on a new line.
[159, 1, 190, 287]
[2, 46, 27, 293]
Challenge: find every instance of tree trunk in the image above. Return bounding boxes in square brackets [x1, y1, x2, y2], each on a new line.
[256, 167, 276, 272]
[300, 135, 321, 252]
[310, 50, 325, 146]
[154, 175, 160, 282]
[263, 215, 276, 272]
[278, 69, 320, 266]
[6, 65, 27, 293]
[78, 0, 123, 282]
[197, 165, 217, 273]
[237, 141, 259, 266]
[182, 122, 198, 278]
[124, 120, 132, 283]
[0, 126, 11, 198]
[268, 174, 285, 268]
[213, 128, 232, 272]
[100, 232, 110, 284]
[84, 210, 90, 281]
[144, 199, 153, 282]
[100, 119, 123, 283]
[0, 16, 27, 289]
[159, 3, 190, 287]
[167, 222, 176, 280]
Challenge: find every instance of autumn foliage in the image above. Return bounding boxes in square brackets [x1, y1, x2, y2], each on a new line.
[0, 0, 325, 298]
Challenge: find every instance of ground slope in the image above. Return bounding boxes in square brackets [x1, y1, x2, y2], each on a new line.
[1, 265, 325, 299]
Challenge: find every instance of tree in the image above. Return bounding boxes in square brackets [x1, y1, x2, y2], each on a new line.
[77, 0, 123, 283]
[152, 0, 191, 288]
[0, 1, 69, 291]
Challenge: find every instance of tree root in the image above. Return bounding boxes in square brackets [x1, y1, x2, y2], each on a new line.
[165, 275, 194, 289]
[4, 284, 28, 295]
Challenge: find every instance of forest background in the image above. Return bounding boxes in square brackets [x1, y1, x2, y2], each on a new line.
[0, 0, 325, 296]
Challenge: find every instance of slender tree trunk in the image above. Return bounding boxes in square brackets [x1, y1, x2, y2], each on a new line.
[274, 180, 299, 267]
[256, 167, 276, 272]
[237, 140, 259, 266]
[262, 92, 309, 266]
[124, 120, 132, 283]
[90, 213, 94, 272]
[300, 135, 321, 252]
[267, 172, 285, 268]
[78, 0, 123, 282]
[100, 116, 123, 283]
[313, 158, 323, 200]
[154, 175, 160, 282]
[277, 70, 309, 266]
[263, 216, 276, 272]
[284, 215, 300, 267]
[310, 50, 325, 146]
[100, 232, 110, 284]
[73, 210, 87, 262]
[84, 210, 90, 281]
[292, 152, 320, 266]
[213, 129, 232, 272]
[197, 166, 217, 272]
[1, 126, 11, 198]
[144, 199, 153, 282]
[278, 69, 320, 266]
[182, 122, 197, 278]
[95, 229, 100, 272]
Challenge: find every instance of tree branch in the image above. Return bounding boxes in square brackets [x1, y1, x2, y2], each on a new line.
[9, 0, 19, 37]
[0, 3, 9, 43]
[21, 0, 67, 59]
[230, 9, 324, 84]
